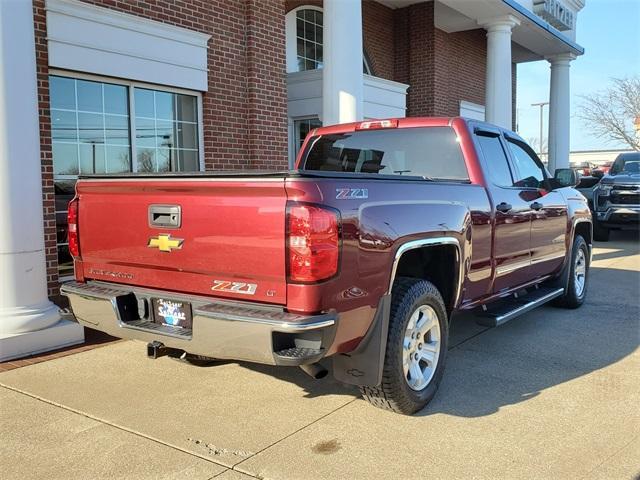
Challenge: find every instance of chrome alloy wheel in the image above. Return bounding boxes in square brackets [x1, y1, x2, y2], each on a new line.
[402, 305, 441, 391]
[574, 248, 587, 297]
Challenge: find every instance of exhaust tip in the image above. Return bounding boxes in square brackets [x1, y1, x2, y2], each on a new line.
[300, 363, 328, 380]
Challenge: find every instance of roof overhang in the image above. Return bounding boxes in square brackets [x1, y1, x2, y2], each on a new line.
[376, 0, 585, 63]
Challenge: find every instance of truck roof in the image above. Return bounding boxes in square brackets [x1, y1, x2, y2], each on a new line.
[311, 116, 457, 136]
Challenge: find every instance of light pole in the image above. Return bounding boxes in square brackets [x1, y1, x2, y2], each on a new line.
[531, 101, 549, 159]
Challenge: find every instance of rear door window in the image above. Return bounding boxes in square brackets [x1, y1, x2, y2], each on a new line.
[475, 133, 513, 187]
[301, 127, 469, 181]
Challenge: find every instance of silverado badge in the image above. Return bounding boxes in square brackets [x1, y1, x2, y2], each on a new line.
[148, 233, 184, 253]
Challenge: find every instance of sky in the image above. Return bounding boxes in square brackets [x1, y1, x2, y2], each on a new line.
[516, 0, 640, 152]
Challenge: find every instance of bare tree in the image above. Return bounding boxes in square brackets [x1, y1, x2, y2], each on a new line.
[578, 76, 640, 150]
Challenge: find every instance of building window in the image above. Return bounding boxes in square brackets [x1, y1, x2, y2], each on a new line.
[50, 74, 202, 279]
[295, 118, 322, 154]
[51, 76, 131, 176]
[134, 88, 199, 172]
[296, 9, 323, 71]
[288, 7, 372, 74]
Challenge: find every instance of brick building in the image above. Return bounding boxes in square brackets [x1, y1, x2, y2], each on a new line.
[0, 0, 584, 359]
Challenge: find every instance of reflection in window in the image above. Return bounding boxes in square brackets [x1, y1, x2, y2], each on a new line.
[302, 127, 469, 180]
[134, 88, 199, 172]
[506, 140, 545, 188]
[476, 134, 514, 187]
[296, 9, 323, 71]
[50, 77, 131, 176]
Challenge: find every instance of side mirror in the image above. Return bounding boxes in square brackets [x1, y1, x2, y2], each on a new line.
[592, 169, 604, 179]
[554, 168, 580, 187]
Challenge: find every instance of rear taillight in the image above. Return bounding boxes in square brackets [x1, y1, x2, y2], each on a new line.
[287, 203, 340, 283]
[67, 198, 80, 259]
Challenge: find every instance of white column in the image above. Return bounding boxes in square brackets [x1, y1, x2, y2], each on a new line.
[547, 53, 575, 173]
[480, 15, 520, 129]
[0, 0, 83, 361]
[322, 0, 363, 126]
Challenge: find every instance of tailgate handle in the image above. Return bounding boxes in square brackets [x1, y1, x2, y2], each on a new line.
[149, 205, 181, 228]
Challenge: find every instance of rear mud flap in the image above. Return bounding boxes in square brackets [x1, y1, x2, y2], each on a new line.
[332, 294, 390, 387]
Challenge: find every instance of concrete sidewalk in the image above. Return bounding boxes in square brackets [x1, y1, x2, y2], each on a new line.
[1, 232, 638, 480]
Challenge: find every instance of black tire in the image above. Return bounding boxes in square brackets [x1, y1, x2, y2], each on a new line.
[593, 219, 610, 242]
[360, 277, 449, 415]
[555, 235, 589, 309]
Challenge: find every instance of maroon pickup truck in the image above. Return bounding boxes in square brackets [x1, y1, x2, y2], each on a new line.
[61, 117, 592, 414]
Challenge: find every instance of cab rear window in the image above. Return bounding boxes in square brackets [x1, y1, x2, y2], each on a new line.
[300, 126, 469, 181]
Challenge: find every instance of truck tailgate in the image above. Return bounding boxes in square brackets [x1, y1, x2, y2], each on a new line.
[76, 178, 287, 304]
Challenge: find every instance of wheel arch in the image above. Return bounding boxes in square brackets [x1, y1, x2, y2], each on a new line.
[387, 238, 463, 314]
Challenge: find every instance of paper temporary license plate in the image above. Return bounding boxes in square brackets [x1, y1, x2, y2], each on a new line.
[152, 298, 193, 329]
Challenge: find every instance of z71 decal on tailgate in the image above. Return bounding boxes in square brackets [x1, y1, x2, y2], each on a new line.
[211, 280, 257, 295]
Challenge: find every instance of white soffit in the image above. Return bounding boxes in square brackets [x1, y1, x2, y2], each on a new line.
[46, 0, 211, 91]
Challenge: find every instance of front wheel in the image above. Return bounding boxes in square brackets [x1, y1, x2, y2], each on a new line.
[360, 277, 448, 415]
[555, 235, 589, 309]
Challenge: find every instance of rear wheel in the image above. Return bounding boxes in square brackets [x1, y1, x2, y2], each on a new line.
[555, 235, 589, 309]
[360, 277, 448, 415]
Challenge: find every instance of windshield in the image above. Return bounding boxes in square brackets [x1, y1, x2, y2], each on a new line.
[610, 153, 640, 175]
[300, 127, 469, 181]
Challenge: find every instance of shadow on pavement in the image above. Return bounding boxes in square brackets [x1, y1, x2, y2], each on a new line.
[223, 258, 639, 416]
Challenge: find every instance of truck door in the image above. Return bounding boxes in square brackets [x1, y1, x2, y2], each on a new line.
[504, 136, 568, 278]
[474, 129, 532, 292]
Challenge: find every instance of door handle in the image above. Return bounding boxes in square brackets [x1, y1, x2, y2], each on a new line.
[148, 205, 181, 228]
[530, 201, 543, 211]
[496, 202, 512, 213]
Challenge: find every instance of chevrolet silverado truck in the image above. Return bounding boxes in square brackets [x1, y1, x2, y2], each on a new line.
[61, 117, 592, 415]
[591, 151, 640, 241]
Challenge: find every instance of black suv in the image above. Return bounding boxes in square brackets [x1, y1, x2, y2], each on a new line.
[592, 152, 640, 241]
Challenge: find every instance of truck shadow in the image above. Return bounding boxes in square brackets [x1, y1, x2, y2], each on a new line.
[591, 229, 639, 262]
[236, 263, 639, 417]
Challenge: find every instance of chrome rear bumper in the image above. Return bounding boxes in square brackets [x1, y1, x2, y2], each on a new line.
[61, 281, 336, 365]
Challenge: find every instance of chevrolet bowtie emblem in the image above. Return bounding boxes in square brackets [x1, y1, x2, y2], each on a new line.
[148, 234, 184, 252]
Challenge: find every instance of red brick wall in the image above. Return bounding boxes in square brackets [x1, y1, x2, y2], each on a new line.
[393, 1, 487, 118]
[33, 1, 59, 300]
[362, 1, 394, 80]
[246, 0, 289, 169]
[432, 28, 487, 117]
[285, 0, 322, 11]
[33, 0, 288, 298]
[406, 2, 436, 116]
[393, 6, 410, 86]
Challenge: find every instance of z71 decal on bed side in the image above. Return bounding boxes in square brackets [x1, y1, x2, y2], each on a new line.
[336, 188, 368, 200]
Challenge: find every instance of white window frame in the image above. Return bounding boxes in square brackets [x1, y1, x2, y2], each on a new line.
[290, 116, 321, 168]
[286, 5, 324, 73]
[50, 69, 205, 179]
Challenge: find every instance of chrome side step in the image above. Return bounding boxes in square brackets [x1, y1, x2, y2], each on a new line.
[476, 287, 564, 327]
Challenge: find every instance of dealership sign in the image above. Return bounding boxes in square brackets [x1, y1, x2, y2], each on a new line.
[533, 0, 575, 31]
